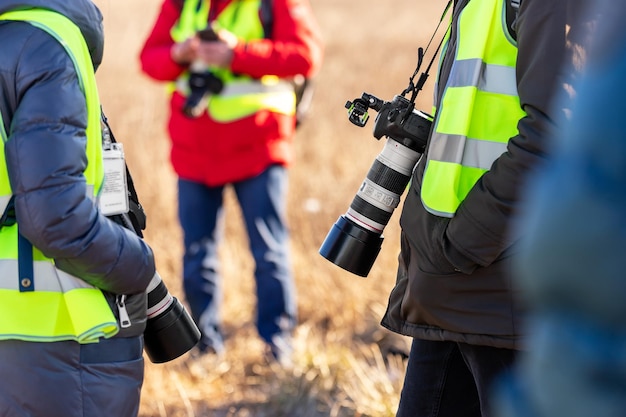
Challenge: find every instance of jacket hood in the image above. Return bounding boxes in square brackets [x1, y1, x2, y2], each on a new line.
[0, 0, 104, 69]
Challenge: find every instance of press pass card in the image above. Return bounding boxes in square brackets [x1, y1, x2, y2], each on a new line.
[98, 142, 129, 216]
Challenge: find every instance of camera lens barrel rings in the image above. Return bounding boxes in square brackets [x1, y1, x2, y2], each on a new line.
[320, 138, 422, 277]
[320, 92, 433, 277]
[346, 139, 420, 233]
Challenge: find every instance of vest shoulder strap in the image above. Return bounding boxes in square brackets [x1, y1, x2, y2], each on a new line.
[506, 0, 521, 41]
[260, 0, 273, 39]
[175, 0, 274, 39]
[258, 0, 314, 127]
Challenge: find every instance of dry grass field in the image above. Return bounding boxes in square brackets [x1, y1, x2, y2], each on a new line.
[93, 1, 443, 415]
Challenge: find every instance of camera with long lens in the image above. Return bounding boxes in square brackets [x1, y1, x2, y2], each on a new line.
[100, 114, 201, 362]
[183, 28, 224, 118]
[319, 93, 433, 277]
[110, 211, 201, 363]
[143, 271, 201, 363]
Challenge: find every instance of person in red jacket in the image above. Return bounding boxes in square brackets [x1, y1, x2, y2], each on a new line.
[139, 0, 323, 364]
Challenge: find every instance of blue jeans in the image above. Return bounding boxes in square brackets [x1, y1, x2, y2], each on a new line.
[396, 339, 516, 417]
[177, 165, 296, 353]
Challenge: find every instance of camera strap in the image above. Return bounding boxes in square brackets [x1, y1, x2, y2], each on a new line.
[402, 0, 453, 108]
[100, 111, 147, 237]
[403, 0, 520, 109]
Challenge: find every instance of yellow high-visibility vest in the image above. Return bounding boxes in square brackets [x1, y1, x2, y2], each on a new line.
[0, 9, 118, 343]
[170, 0, 296, 121]
[421, 0, 526, 217]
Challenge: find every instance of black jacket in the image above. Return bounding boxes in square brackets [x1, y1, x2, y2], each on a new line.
[381, 0, 583, 349]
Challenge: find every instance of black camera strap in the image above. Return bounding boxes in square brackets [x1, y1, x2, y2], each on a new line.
[403, 0, 520, 112]
[101, 111, 147, 237]
[402, 0, 453, 110]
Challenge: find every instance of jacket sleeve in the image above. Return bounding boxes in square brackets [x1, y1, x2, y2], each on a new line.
[6, 26, 155, 295]
[230, 0, 324, 78]
[443, 0, 581, 271]
[139, 0, 188, 81]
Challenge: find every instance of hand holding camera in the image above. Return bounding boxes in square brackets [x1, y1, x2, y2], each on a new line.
[171, 27, 236, 67]
[194, 27, 236, 67]
[176, 27, 233, 118]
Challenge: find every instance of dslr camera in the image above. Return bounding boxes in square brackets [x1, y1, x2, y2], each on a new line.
[183, 27, 224, 118]
[143, 270, 201, 363]
[319, 93, 433, 277]
[111, 211, 201, 363]
[101, 114, 201, 363]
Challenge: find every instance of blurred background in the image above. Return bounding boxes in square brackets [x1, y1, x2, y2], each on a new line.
[93, 1, 442, 415]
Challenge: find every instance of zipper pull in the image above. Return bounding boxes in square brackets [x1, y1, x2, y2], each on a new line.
[116, 294, 131, 328]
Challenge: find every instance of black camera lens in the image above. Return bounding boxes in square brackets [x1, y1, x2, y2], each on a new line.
[143, 272, 201, 363]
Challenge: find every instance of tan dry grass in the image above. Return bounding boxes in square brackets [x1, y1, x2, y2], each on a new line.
[93, 0, 443, 415]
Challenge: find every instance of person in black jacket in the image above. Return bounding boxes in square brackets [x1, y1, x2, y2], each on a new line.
[380, 0, 586, 415]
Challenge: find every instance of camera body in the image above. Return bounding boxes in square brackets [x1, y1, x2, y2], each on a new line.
[319, 93, 433, 277]
[347, 93, 431, 149]
[183, 28, 224, 118]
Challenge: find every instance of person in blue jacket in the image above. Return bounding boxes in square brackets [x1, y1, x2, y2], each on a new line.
[493, 1, 626, 416]
[0, 1, 156, 416]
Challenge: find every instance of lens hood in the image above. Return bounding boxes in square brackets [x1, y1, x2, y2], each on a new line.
[319, 215, 383, 277]
[143, 298, 201, 363]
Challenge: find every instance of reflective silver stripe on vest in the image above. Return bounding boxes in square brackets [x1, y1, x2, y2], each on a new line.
[429, 133, 508, 169]
[86, 184, 95, 202]
[448, 59, 518, 96]
[0, 195, 10, 218]
[175, 78, 293, 97]
[429, 58, 515, 168]
[0, 259, 95, 292]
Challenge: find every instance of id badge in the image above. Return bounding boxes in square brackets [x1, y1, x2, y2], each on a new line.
[98, 143, 129, 216]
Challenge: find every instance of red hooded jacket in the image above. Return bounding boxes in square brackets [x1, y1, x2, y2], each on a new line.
[139, 0, 323, 185]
